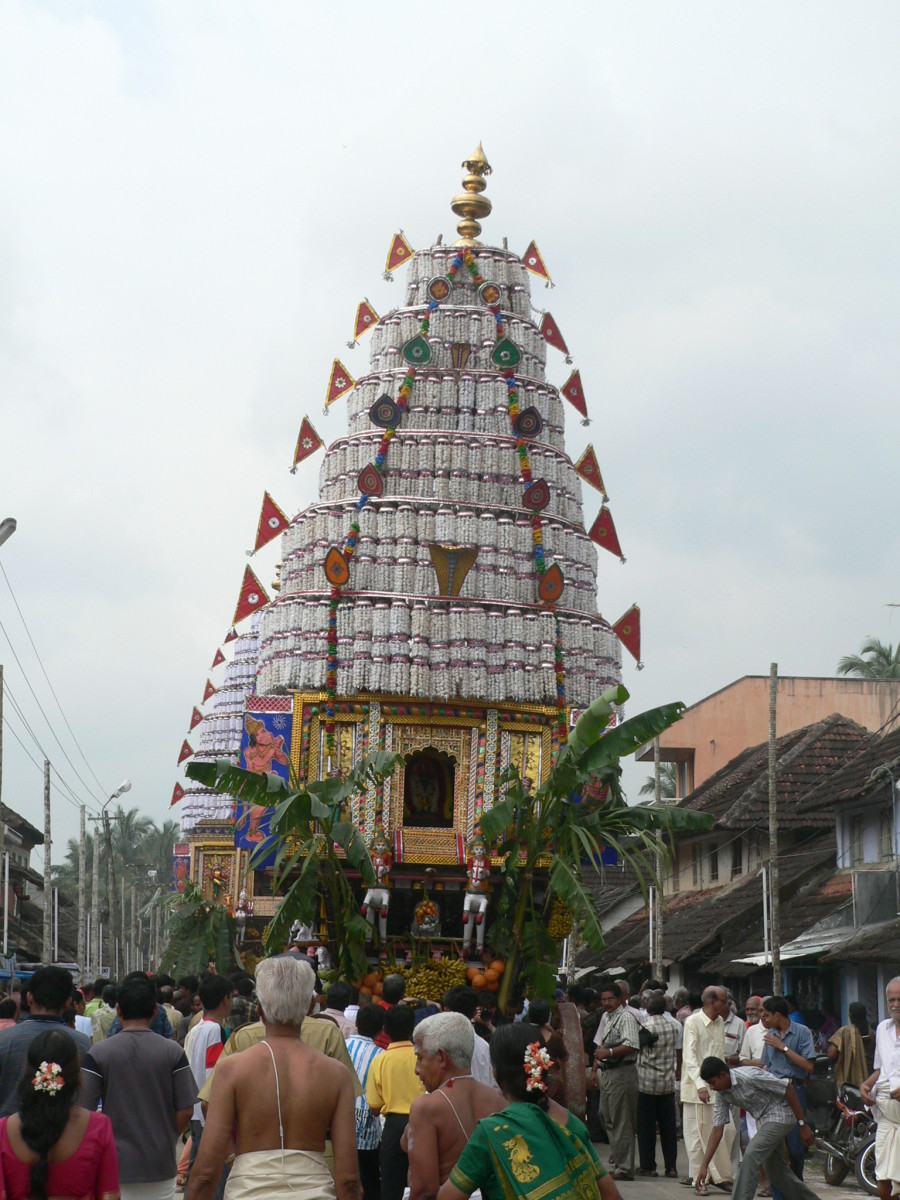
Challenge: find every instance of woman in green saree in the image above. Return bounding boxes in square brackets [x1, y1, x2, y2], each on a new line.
[437, 1023, 621, 1200]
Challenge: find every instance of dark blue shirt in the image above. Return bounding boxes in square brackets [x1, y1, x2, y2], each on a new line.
[761, 1020, 815, 1081]
[107, 1006, 174, 1040]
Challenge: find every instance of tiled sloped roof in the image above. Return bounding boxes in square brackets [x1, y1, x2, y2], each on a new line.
[799, 725, 900, 813]
[679, 715, 870, 830]
[702, 869, 853, 974]
[578, 838, 836, 974]
[584, 858, 642, 919]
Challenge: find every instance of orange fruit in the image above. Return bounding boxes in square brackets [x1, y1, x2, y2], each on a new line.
[472, 973, 486, 989]
[490, 959, 505, 976]
[360, 987, 373, 998]
[484, 969, 499, 985]
[485, 977, 500, 991]
[466, 966, 479, 981]
[364, 972, 379, 989]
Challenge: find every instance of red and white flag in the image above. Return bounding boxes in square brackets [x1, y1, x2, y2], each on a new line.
[292, 417, 323, 469]
[203, 679, 217, 702]
[189, 706, 204, 730]
[170, 783, 185, 807]
[224, 627, 238, 643]
[384, 232, 413, 275]
[349, 299, 379, 344]
[252, 491, 290, 554]
[588, 507, 624, 561]
[325, 360, 355, 407]
[539, 313, 570, 359]
[233, 565, 270, 625]
[211, 648, 225, 668]
[574, 445, 607, 497]
[613, 605, 642, 666]
[177, 741, 193, 766]
[521, 240, 552, 284]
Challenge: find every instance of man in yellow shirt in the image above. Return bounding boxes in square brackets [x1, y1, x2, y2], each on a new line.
[366, 1004, 424, 1200]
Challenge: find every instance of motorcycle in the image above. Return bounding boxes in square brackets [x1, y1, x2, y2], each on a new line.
[814, 1081, 877, 1195]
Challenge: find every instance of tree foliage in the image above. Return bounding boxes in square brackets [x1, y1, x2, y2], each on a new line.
[480, 687, 713, 1009]
[639, 761, 677, 798]
[186, 752, 403, 980]
[837, 637, 900, 680]
[160, 880, 239, 977]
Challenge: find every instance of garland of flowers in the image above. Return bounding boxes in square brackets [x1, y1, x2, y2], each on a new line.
[32, 1061, 64, 1095]
[524, 1041, 553, 1092]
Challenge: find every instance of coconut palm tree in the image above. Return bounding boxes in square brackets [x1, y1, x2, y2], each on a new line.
[837, 638, 900, 680]
[639, 761, 677, 798]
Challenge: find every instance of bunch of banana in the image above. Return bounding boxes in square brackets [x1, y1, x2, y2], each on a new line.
[547, 898, 572, 939]
[398, 958, 469, 1003]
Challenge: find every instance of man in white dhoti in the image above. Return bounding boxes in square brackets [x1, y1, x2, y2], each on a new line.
[185, 956, 361, 1200]
[861, 977, 900, 1200]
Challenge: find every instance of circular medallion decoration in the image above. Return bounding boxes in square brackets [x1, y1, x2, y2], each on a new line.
[402, 335, 432, 365]
[369, 395, 402, 429]
[512, 406, 543, 438]
[478, 281, 501, 306]
[491, 337, 521, 368]
[428, 276, 452, 302]
[538, 563, 564, 604]
[324, 546, 350, 587]
[523, 478, 551, 511]
[358, 464, 384, 497]
[267, 516, 281, 530]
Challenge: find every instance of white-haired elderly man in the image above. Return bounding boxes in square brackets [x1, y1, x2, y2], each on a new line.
[186, 956, 361, 1200]
[405, 1012, 505, 1200]
[862, 976, 900, 1200]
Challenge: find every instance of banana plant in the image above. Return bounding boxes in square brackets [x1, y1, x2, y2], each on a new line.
[160, 880, 239, 977]
[479, 687, 713, 1010]
[186, 752, 403, 980]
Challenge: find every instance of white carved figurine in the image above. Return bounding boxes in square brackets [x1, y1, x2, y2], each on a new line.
[234, 888, 252, 945]
[361, 829, 393, 945]
[462, 832, 490, 952]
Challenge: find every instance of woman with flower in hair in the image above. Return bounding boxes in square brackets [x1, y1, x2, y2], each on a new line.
[0, 1029, 119, 1200]
[437, 1023, 621, 1200]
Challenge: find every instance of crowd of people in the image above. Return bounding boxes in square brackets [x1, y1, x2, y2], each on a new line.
[0, 958, 898, 1200]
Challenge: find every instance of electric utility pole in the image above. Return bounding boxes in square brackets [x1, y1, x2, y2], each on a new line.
[42, 760, 52, 963]
[768, 663, 782, 993]
[78, 805, 86, 976]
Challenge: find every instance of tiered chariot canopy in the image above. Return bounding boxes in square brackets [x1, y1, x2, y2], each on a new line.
[256, 146, 622, 714]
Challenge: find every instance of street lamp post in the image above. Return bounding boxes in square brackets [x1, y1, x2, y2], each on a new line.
[0, 518, 17, 936]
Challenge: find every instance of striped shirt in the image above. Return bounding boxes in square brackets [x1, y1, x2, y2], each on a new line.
[713, 1067, 794, 1128]
[638, 1015, 678, 1095]
[347, 1034, 384, 1150]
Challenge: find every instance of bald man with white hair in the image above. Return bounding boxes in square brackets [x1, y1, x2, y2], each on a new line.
[405, 1013, 505, 1200]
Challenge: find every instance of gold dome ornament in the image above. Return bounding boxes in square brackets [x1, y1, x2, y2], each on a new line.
[452, 142, 493, 246]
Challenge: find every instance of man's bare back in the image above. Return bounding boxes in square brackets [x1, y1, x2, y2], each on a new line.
[187, 1033, 360, 1200]
[406, 1078, 506, 1200]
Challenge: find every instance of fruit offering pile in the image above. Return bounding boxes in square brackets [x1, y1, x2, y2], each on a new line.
[465, 959, 506, 992]
[547, 898, 573, 939]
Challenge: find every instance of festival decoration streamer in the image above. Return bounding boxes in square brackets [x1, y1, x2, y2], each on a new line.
[325, 360, 355, 408]
[521, 240, 553, 287]
[384, 232, 413, 278]
[251, 492, 290, 554]
[539, 313, 572, 362]
[560, 369, 590, 425]
[211, 648, 225, 669]
[587, 507, 625, 562]
[292, 417, 323, 471]
[347, 299, 379, 347]
[189, 706, 203, 731]
[170, 783, 185, 807]
[613, 604, 642, 668]
[177, 741, 193, 766]
[232, 566, 270, 625]
[574, 445, 607, 497]
[203, 679, 217, 702]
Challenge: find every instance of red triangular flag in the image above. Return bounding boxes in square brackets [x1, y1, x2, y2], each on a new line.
[170, 783, 185, 807]
[292, 417, 323, 469]
[233, 566, 270, 625]
[190, 706, 204, 730]
[211, 648, 225, 668]
[385, 232, 413, 274]
[325, 359, 355, 407]
[588, 507, 625, 561]
[613, 605, 642, 665]
[560, 370, 588, 420]
[351, 299, 379, 343]
[522, 240, 552, 283]
[574, 445, 607, 497]
[177, 740, 193, 766]
[203, 679, 217, 702]
[540, 312, 570, 358]
[253, 491, 290, 553]
[224, 627, 238, 643]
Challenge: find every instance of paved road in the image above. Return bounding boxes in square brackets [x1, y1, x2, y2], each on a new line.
[597, 1140, 864, 1200]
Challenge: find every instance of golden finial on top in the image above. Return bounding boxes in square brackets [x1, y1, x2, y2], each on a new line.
[452, 142, 493, 246]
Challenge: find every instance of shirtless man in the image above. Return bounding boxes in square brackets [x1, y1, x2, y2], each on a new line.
[406, 1012, 505, 1200]
[186, 956, 361, 1200]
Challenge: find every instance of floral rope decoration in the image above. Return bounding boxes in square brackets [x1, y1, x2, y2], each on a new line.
[32, 1061, 64, 1095]
[524, 1041, 553, 1093]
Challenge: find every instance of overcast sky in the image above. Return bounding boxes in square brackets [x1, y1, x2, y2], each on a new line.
[2, 0, 898, 865]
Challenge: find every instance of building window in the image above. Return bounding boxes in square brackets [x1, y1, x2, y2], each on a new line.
[692, 843, 701, 888]
[678, 761, 690, 798]
[850, 813, 865, 865]
[732, 838, 743, 878]
[709, 844, 719, 882]
[881, 809, 894, 863]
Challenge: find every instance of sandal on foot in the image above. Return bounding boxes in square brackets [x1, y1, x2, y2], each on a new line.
[666, 1170, 680, 1178]
[695, 1185, 709, 1197]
